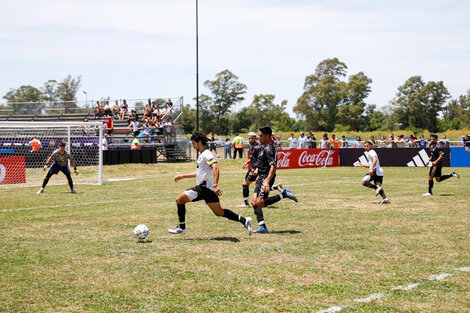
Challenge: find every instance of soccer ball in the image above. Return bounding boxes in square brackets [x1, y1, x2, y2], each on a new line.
[133, 224, 149, 240]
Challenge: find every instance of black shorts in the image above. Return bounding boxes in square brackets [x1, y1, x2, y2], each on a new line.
[429, 164, 442, 177]
[245, 168, 258, 182]
[107, 129, 113, 135]
[364, 171, 383, 184]
[185, 185, 219, 203]
[253, 175, 275, 200]
[48, 164, 70, 175]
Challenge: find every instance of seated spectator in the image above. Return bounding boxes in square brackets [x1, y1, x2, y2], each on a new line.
[328, 134, 339, 149]
[353, 136, 363, 148]
[224, 138, 232, 159]
[166, 98, 174, 108]
[288, 133, 297, 149]
[112, 100, 120, 116]
[119, 100, 128, 120]
[274, 135, 282, 150]
[339, 135, 348, 148]
[320, 133, 329, 149]
[129, 118, 140, 137]
[377, 136, 387, 148]
[94, 101, 103, 117]
[103, 101, 111, 116]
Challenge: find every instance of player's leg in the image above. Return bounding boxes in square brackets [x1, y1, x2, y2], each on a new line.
[206, 202, 252, 235]
[252, 179, 269, 233]
[37, 165, 59, 194]
[423, 167, 435, 195]
[64, 172, 75, 193]
[362, 174, 377, 190]
[275, 183, 298, 202]
[375, 178, 388, 203]
[168, 191, 191, 234]
[240, 180, 251, 208]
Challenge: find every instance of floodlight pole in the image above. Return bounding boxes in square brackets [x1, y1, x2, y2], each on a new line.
[83, 90, 88, 112]
[196, 0, 199, 132]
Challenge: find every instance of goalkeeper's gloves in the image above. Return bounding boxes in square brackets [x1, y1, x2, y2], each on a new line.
[43, 165, 48, 171]
[74, 167, 79, 175]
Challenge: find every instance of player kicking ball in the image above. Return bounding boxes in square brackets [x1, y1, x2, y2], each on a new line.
[422, 134, 460, 196]
[37, 142, 78, 194]
[168, 131, 252, 235]
[356, 140, 389, 204]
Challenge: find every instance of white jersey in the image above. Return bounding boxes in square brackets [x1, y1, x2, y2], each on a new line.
[365, 149, 384, 176]
[196, 149, 217, 190]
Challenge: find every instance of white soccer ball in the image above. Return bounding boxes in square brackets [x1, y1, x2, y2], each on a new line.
[133, 224, 149, 240]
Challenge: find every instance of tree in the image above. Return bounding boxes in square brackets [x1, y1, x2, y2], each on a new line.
[294, 58, 347, 131]
[337, 72, 372, 131]
[203, 70, 247, 131]
[245, 94, 291, 131]
[3, 85, 44, 114]
[443, 89, 470, 128]
[57, 75, 82, 113]
[391, 76, 449, 132]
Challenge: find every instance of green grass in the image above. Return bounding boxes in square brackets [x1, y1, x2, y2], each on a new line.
[1, 160, 469, 312]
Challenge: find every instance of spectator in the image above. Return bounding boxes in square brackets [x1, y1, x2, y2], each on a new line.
[405, 134, 417, 148]
[94, 101, 103, 117]
[297, 132, 307, 149]
[112, 100, 120, 116]
[129, 118, 140, 137]
[28, 137, 41, 152]
[232, 133, 244, 159]
[418, 135, 428, 148]
[328, 134, 340, 149]
[441, 135, 450, 147]
[288, 133, 297, 149]
[354, 136, 363, 148]
[119, 100, 128, 120]
[320, 133, 329, 149]
[339, 135, 348, 148]
[163, 119, 174, 142]
[209, 132, 218, 156]
[103, 101, 111, 116]
[102, 134, 109, 151]
[377, 136, 387, 148]
[396, 135, 405, 148]
[307, 132, 317, 149]
[274, 135, 282, 150]
[105, 116, 114, 143]
[369, 136, 376, 147]
[389, 133, 397, 148]
[224, 138, 232, 159]
[167, 98, 174, 108]
[463, 135, 470, 151]
[131, 136, 140, 150]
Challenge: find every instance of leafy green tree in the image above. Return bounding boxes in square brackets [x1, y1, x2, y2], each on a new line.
[365, 104, 386, 131]
[337, 72, 372, 131]
[182, 104, 196, 134]
[203, 70, 247, 131]
[229, 107, 252, 134]
[294, 58, 347, 131]
[391, 76, 449, 132]
[245, 94, 291, 131]
[57, 75, 82, 113]
[443, 90, 470, 128]
[3, 85, 44, 114]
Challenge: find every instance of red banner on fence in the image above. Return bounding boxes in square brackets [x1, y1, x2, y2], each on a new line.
[276, 148, 339, 169]
[0, 156, 26, 185]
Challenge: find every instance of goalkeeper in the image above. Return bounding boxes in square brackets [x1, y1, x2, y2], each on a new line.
[37, 142, 78, 194]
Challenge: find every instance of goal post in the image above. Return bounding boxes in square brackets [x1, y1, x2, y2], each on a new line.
[0, 121, 103, 188]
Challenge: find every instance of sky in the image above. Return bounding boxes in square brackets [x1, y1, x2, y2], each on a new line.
[1, 0, 469, 116]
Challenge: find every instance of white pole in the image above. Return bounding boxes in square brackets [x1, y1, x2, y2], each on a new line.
[98, 123, 103, 185]
[67, 126, 71, 168]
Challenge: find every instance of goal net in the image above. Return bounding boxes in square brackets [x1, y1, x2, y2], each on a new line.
[0, 121, 103, 188]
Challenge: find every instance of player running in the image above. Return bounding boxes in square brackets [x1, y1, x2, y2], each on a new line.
[357, 140, 389, 204]
[37, 142, 78, 194]
[422, 135, 460, 196]
[168, 131, 252, 235]
[251, 126, 298, 234]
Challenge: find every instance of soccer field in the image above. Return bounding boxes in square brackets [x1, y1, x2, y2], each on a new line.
[1, 160, 469, 312]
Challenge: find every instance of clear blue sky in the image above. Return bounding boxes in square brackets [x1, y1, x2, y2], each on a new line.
[1, 0, 469, 115]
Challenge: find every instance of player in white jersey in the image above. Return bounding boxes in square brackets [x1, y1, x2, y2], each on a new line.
[357, 140, 389, 204]
[168, 132, 252, 235]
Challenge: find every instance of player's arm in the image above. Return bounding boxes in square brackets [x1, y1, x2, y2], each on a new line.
[210, 162, 223, 196]
[43, 155, 53, 170]
[242, 158, 250, 169]
[174, 171, 196, 182]
[433, 152, 445, 165]
[71, 159, 79, 175]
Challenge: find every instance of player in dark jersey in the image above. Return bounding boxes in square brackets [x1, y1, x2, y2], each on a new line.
[422, 134, 460, 196]
[251, 126, 298, 233]
[37, 142, 78, 194]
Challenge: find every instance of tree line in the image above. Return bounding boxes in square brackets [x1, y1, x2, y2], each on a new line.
[183, 58, 470, 135]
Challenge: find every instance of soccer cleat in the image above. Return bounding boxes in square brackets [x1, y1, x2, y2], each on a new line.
[375, 186, 382, 197]
[168, 226, 187, 234]
[450, 171, 460, 179]
[254, 225, 269, 234]
[272, 184, 281, 191]
[379, 198, 389, 204]
[245, 217, 253, 236]
[422, 192, 433, 196]
[282, 188, 298, 203]
[71, 189, 76, 194]
[37, 187, 44, 194]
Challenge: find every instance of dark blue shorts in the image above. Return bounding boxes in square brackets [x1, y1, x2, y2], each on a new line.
[48, 164, 70, 175]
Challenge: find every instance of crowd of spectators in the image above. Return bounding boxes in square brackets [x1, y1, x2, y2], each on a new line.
[91, 98, 176, 146]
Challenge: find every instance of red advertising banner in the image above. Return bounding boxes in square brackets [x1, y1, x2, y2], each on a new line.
[276, 148, 339, 169]
[0, 156, 26, 185]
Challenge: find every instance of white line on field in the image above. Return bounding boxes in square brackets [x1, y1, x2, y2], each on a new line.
[0, 179, 354, 213]
[316, 267, 467, 313]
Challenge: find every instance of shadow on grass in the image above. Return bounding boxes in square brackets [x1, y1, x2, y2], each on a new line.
[269, 230, 302, 235]
[184, 237, 240, 243]
[439, 194, 454, 197]
[137, 240, 153, 244]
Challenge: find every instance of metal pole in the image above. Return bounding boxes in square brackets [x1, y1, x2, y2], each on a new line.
[196, 0, 199, 132]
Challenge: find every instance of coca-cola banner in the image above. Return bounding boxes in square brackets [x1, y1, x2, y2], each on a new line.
[276, 149, 339, 169]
